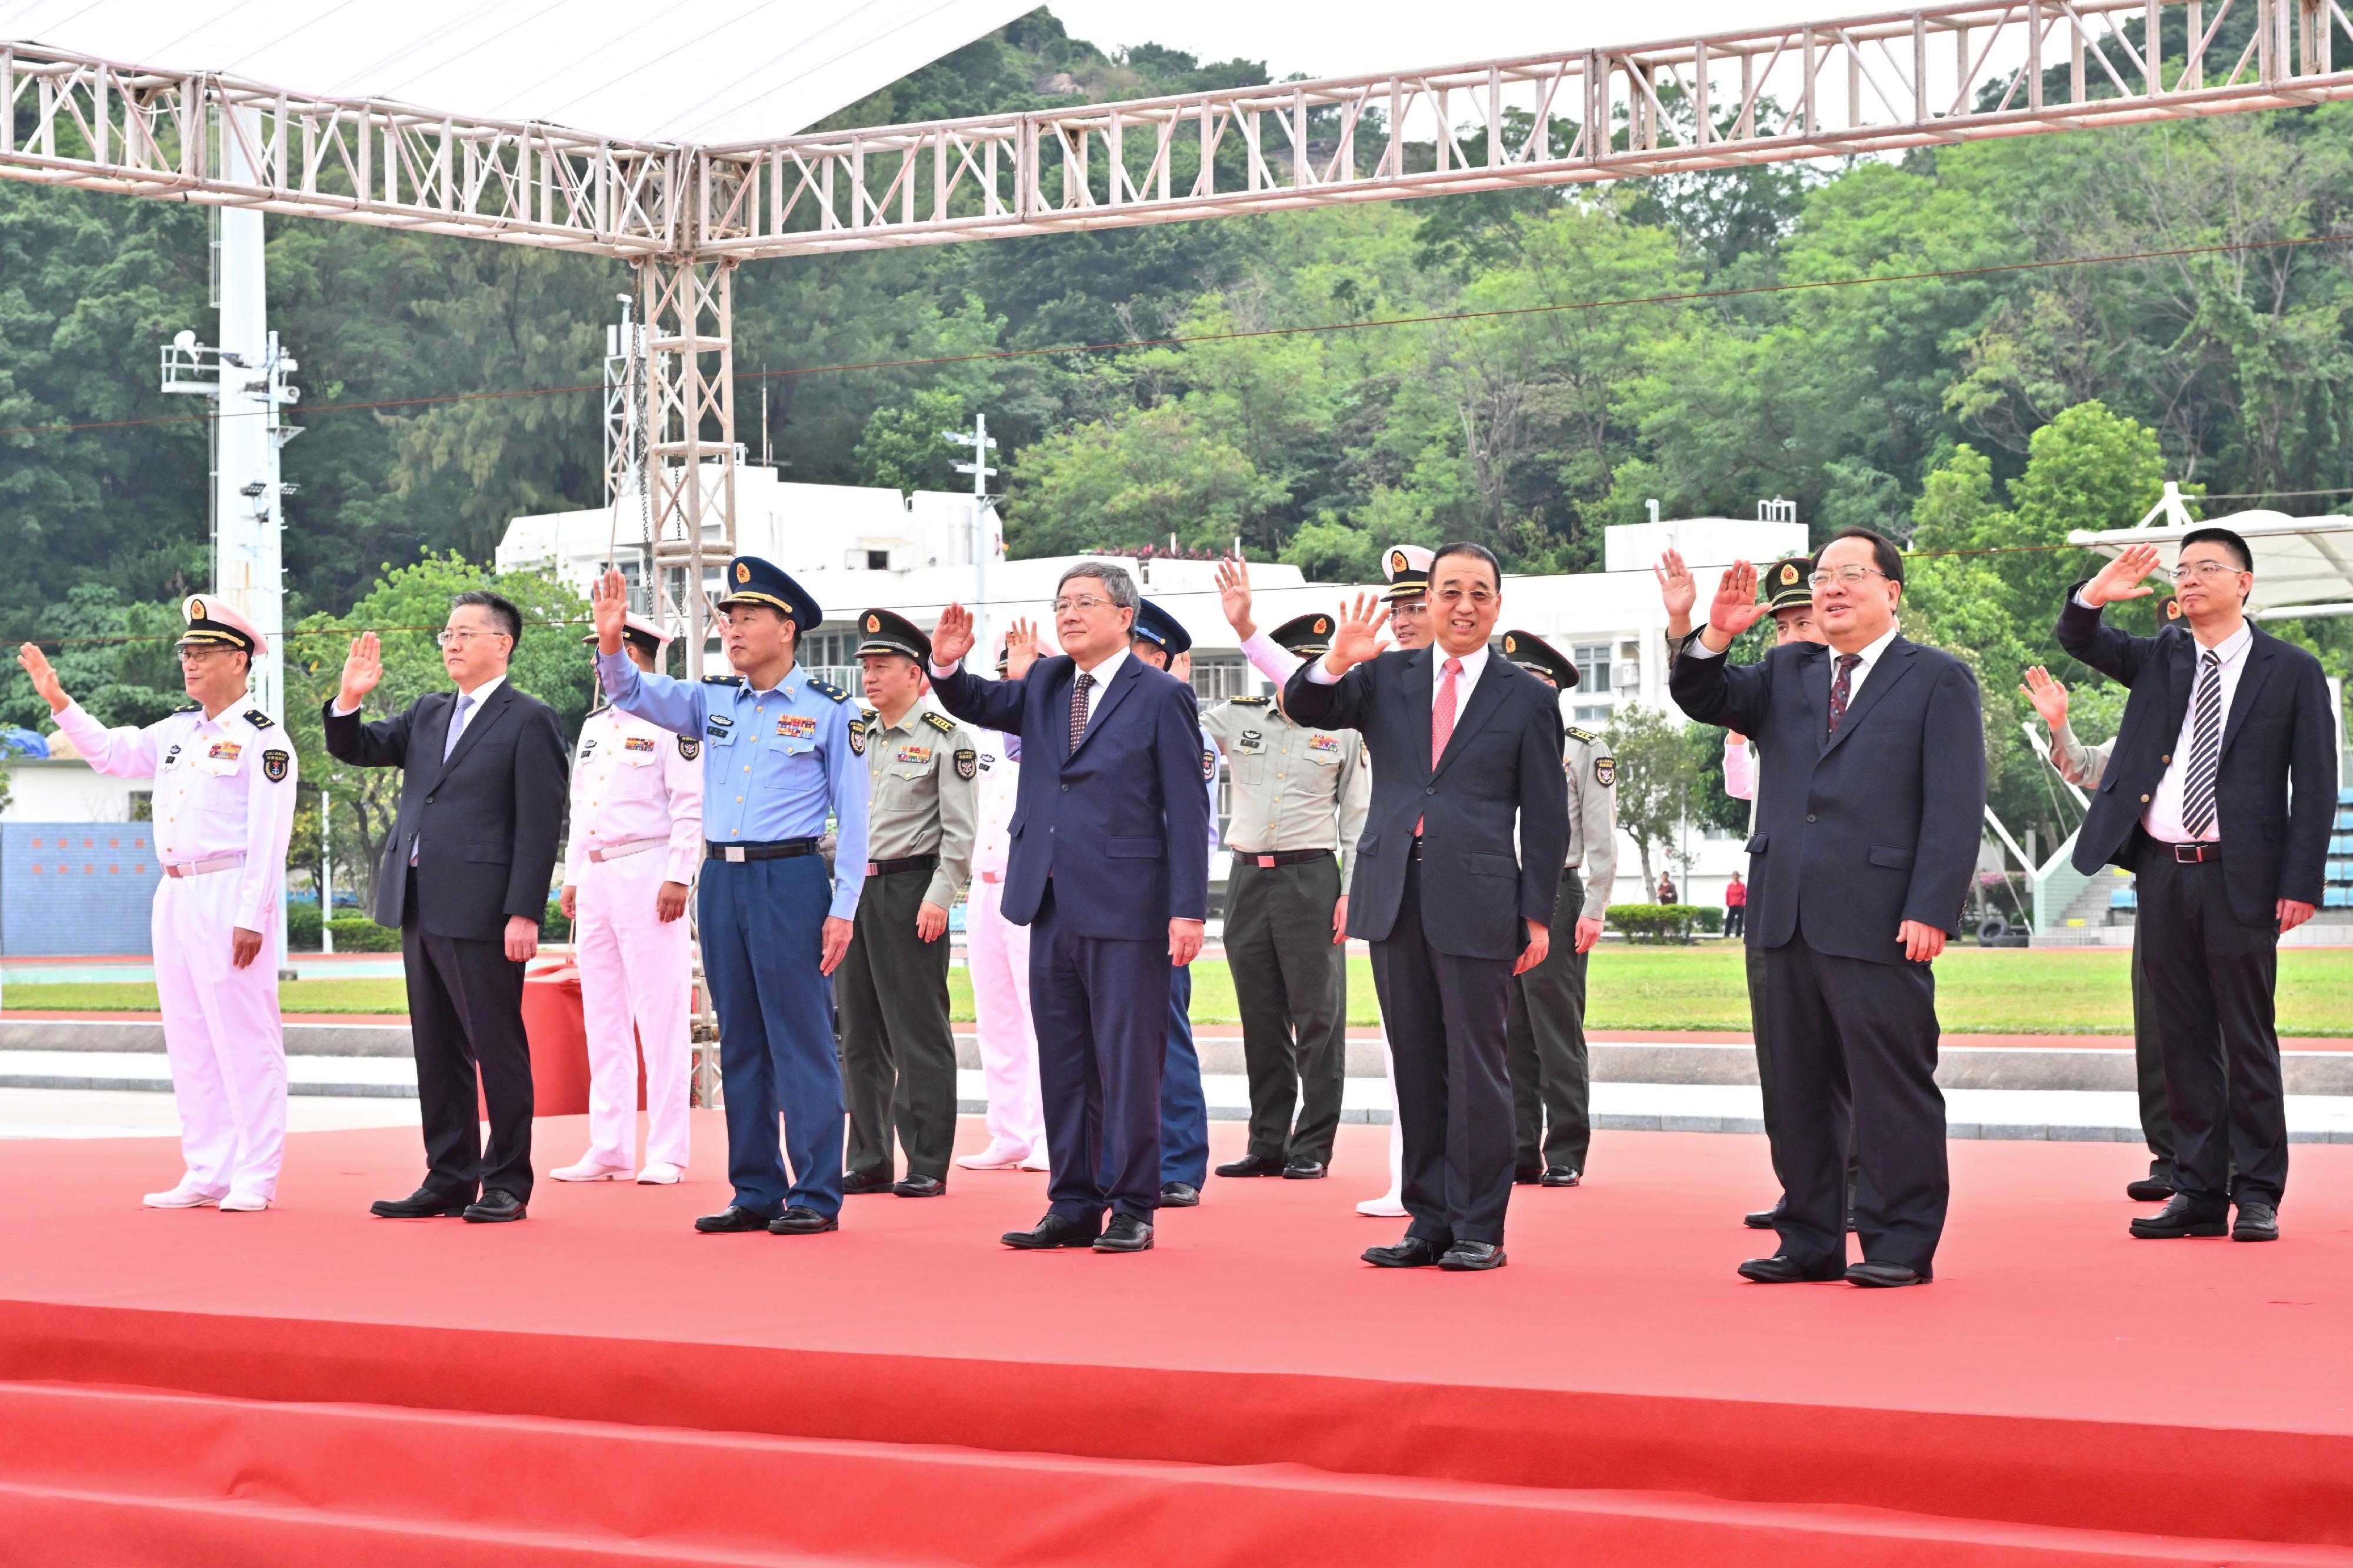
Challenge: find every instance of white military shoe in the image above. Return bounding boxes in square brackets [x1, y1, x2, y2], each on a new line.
[143, 1180, 225, 1209]
[956, 1142, 1032, 1171]
[219, 1191, 272, 1213]
[1355, 1194, 1408, 1218]
[635, 1162, 684, 1185]
[550, 1159, 633, 1183]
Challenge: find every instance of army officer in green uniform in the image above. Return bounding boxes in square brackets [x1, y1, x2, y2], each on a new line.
[840, 609, 979, 1198]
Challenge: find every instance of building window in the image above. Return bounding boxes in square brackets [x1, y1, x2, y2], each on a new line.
[1574, 644, 1612, 694]
[866, 549, 890, 570]
[1189, 655, 1251, 703]
[1574, 705, 1612, 726]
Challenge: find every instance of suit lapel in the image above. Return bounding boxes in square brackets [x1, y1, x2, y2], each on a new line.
[1819, 639, 1919, 759]
[1432, 652, 1512, 783]
[432, 683, 511, 786]
[1403, 649, 1434, 787]
[2218, 632, 2277, 765]
[1066, 658, 1141, 764]
[2159, 627, 2197, 742]
[1795, 643, 1829, 744]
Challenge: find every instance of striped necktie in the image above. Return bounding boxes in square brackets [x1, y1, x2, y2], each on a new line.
[2181, 649, 2222, 838]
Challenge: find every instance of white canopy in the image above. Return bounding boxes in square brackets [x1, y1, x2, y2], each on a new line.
[2067, 485, 2353, 620]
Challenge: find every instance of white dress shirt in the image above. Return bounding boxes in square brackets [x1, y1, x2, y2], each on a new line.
[1305, 639, 1489, 705]
[1681, 620, 1899, 707]
[928, 647, 1128, 730]
[2144, 619, 2252, 843]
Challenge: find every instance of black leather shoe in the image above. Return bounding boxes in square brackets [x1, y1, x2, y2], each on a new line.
[1438, 1241, 1507, 1271]
[461, 1188, 526, 1223]
[1282, 1160, 1327, 1180]
[1363, 1235, 1447, 1268]
[1002, 1212, 1100, 1250]
[370, 1186, 471, 1219]
[1540, 1166, 1581, 1187]
[841, 1171, 893, 1196]
[695, 1205, 774, 1233]
[892, 1175, 946, 1198]
[1512, 1166, 1543, 1186]
[2129, 1195, 2228, 1239]
[2232, 1200, 2279, 1242]
[1094, 1215, 1153, 1252]
[2126, 1175, 2178, 1202]
[1742, 1204, 1781, 1230]
[1215, 1152, 1287, 1178]
[769, 1206, 838, 1235]
[1737, 1255, 1845, 1283]
[1845, 1260, 1927, 1287]
[1158, 1182, 1200, 1207]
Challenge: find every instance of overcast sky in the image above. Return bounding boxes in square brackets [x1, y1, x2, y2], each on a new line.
[5, 0, 1815, 140]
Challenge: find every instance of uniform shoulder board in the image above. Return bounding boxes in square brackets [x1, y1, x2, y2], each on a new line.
[922, 710, 956, 734]
[809, 679, 848, 703]
[172, 700, 201, 713]
[701, 673, 745, 687]
[1229, 695, 1269, 706]
[1563, 725, 1600, 746]
[243, 708, 275, 730]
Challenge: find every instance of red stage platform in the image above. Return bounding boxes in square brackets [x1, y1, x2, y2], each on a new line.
[3, 1115, 2351, 1565]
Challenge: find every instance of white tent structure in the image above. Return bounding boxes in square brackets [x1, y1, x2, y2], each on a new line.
[2068, 483, 2353, 621]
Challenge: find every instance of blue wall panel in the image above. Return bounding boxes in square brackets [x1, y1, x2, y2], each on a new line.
[2, 823, 164, 955]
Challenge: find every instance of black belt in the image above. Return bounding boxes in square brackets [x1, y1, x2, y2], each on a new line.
[866, 853, 939, 877]
[705, 838, 821, 863]
[2157, 840, 2221, 865]
[1231, 848, 1333, 869]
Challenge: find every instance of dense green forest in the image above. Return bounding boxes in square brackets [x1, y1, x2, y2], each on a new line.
[4, 7, 2351, 894]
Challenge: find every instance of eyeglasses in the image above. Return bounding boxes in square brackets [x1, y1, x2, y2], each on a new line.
[1809, 565, 1888, 589]
[1052, 595, 1116, 615]
[1432, 586, 1497, 607]
[435, 628, 509, 648]
[2176, 561, 2248, 581]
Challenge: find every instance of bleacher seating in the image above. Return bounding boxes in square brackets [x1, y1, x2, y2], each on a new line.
[2331, 792, 2353, 913]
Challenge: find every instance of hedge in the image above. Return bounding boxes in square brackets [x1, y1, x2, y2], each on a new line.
[1605, 903, 1719, 943]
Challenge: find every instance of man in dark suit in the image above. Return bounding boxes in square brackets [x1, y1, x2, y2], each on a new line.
[1671, 529, 1985, 1287]
[926, 565, 1211, 1255]
[325, 591, 568, 1224]
[2059, 529, 2336, 1245]
[1284, 543, 1569, 1272]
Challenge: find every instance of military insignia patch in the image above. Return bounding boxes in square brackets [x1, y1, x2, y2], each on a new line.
[897, 744, 933, 765]
[624, 736, 656, 753]
[208, 740, 244, 762]
[189, 598, 206, 620]
[1391, 548, 1408, 573]
[865, 613, 881, 632]
[1503, 633, 1518, 655]
[848, 717, 867, 755]
[1201, 747, 1218, 782]
[1237, 729, 1264, 753]
[1595, 755, 1617, 788]
[261, 748, 289, 783]
[2164, 596, 2183, 620]
[1314, 616, 1328, 634]
[955, 748, 978, 780]
[779, 714, 817, 739]
[1307, 734, 1340, 755]
[1780, 563, 1800, 586]
[243, 708, 275, 730]
[678, 736, 701, 760]
[735, 562, 751, 584]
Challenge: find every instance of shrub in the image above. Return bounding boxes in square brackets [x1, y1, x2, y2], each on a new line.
[1606, 903, 1713, 943]
[325, 916, 401, 953]
[285, 900, 322, 950]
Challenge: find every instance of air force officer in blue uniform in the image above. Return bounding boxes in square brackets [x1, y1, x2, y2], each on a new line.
[590, 559, 868, 1237]
[926, 565, 1211, 1255]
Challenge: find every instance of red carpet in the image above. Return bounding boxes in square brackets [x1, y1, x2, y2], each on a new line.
[2, 1115, 2351, 1564]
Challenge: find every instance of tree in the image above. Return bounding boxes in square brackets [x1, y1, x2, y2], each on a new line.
[1004, 403, 1284, 556]
[1605, 702, 1702, 896]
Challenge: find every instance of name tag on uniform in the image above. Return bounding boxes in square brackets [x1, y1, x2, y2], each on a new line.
[779, 715, 817, 739]
[896, 744, 931, 765]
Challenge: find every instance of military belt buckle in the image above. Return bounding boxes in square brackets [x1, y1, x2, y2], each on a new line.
[866, 862, 880, 876]
[725, 846, 746, 863]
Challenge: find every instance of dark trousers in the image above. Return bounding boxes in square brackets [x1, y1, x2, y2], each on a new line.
[1725, 905, 1745, 939]
[839, 866, 958, 1183]
[1507, 870, 1590, 1173]
[2128, 930, 2178, 1180]
[702, 855, 844, 1219]
[1225, 855, 1348, 1165]
[2131, 836, 2286, 1210]
[1031, 883, 1169, 1225]
[1762, 935, 1948, 1276]
[401, 875, 534, 1203]
[1158, 965, 1210, 1187]
[1368, 856, 1516, 1246]
[1748, 942, 1861, 1214]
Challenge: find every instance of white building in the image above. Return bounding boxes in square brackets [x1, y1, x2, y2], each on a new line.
[2, 752, 150, 824]
[497, 468, 1805, 913]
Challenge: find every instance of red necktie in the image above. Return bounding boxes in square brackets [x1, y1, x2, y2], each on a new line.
[1827, 653, 1861, 736]
[1418, 656, 1462, 836]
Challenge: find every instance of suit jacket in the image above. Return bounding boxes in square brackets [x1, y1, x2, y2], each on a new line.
[929, 654, 1209, 942]
[2057, 590, 2336, 927]
[1282, 648, 1568, 962]
[1669, 634, 1985, 963]
[323, 683, 569, 942]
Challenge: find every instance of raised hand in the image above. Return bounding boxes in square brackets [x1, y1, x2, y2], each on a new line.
[1704, 561, 1768, 645]
[15, 643, 68, 713]
[931, 603, 975, 668]
[2019, 665, 2069, 731]
[1321, 592, 1390, 675]
[338, 632, 384, 710]
[1215, 551, 1256, 639]
[592, 566, 629, 653]
[1654, 548, 1698, 634]
[2079, 542, 2162, 606]
[1001, 616, 1041, 679]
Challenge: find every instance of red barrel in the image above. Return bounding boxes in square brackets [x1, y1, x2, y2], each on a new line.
[476, 960, 646, 1119]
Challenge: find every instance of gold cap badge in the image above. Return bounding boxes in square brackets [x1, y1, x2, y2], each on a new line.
[1504, 634, 1517, 652]
[189, 598, 206, 619]
[1314, 616, 1328, 634]
[1391, 549, 1407, 572]
[735, 562, 751, 584]
[866, 613, 880, 632]
[1779, 563, 1798, 585]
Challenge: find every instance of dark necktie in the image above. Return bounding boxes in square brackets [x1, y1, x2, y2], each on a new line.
[1826, 653, 1862, 736]
[2182, 649, 2222, 838]
[1068, 670, 1094, 752]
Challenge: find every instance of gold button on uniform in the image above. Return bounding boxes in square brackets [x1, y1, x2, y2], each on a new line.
[2141, 794, 2151, 804]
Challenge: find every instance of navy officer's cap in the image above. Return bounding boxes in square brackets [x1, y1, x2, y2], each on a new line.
[1129, 597, 1192, 659]
[855, 607, 931, 664]
[715, 555, 821, 630]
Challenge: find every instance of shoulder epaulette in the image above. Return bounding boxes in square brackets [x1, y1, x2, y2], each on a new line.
[922, 710, 955, 733]
[1229, 695, 1269, 706]
[702, 674, 744, 687]
[172, 700, 201, 713]
[243, 708, 275, 730]
[1564, 725, 1601, 746]
[809, 679, 848, 703]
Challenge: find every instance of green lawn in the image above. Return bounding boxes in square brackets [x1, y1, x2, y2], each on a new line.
[7, 946, 2349, 1036]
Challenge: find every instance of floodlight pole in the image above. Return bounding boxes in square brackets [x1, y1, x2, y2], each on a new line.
[946, 412, 999, 659]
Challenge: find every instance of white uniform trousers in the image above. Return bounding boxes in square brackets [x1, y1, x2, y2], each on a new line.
[575, 849, 694, 1171]
[966, 874, 1045, 1159]
[152, 869, 286, 1198]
